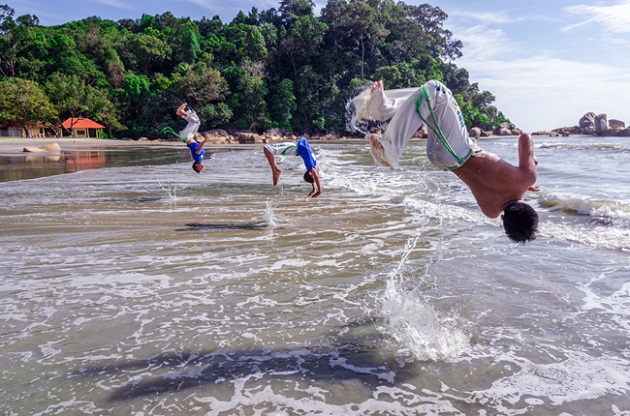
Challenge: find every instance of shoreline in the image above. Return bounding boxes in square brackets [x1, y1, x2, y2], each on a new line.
[0, 132, 583, 157]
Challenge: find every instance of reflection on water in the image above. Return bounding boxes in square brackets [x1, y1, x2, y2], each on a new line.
[0, 147, 187, 182]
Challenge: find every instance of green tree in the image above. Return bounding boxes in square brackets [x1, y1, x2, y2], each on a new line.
[268, 78, 296, 131]
[232, 59, 270, 130]
[0, 77, 57, 136]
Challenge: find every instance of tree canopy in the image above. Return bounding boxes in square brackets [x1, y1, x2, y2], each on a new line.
[0, 1, 510, 138]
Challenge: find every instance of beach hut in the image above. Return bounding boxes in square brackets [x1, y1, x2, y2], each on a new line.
[0, 122, 25, 137]
[61, 117, 105, 138]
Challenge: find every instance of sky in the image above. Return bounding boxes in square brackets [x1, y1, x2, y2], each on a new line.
[9, 0, 630, 132]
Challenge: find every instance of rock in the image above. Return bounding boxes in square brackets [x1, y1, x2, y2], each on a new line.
[594, 114, 608, 135]
[265, 135, 283, 143]
[237, 133, 265, 144]
[609, 119, 625, 130]
[616, 128, 630, 137]
[494, 127, 511, 136]
[579, 112, 596, 128]
[23, 142, 61, 153]
[469, 127, 481, 139]
[412, 124, 428, 138]
[205, 129, 229, 137]
[137, 136, 150, 141]
[203, 135, 228, 144]
[237, 133, 255, 144]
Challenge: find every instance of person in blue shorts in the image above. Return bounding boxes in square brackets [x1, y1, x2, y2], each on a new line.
[263, 137, 322, 198]
[162, 103, 209, 173]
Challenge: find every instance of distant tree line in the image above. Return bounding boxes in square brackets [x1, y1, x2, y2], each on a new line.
[0, 1, 510, 139]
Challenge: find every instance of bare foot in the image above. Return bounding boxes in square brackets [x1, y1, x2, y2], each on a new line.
[273, 168, 282, 186]
[369, 134, 395, 170]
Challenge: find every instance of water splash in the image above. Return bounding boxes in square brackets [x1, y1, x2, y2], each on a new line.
[377, 212, 470, 361]
[157, 179, 179, 200]
[264, 200, 278, 228]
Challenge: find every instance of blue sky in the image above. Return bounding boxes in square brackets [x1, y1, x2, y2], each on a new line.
[9, 0, 630, 132]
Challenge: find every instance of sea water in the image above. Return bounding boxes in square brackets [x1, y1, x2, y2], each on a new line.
[0, 136, 629, 415]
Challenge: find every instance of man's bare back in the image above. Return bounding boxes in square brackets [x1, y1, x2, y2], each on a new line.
[454, 133, 537, 218]
[370, 133, 537, 218]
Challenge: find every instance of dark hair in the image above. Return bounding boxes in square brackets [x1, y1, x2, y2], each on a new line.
[192, 162, 202, 173]
[303, 170, 314, 183]
[502, 201, 539, 244]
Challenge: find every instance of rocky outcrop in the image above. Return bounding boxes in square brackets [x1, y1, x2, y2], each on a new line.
[579, 112, 596, 129]
[594, 114, 608, 135]
[493, 123, 522, 136]
[535, 112, 630, 137]
[609, 119, 625, 130]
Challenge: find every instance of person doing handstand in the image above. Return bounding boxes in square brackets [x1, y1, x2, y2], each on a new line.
[364, 80, 539, 243]
[263, 137, 322, 198]
[162, 103, 209, 173]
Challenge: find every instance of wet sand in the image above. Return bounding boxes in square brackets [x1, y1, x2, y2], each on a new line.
[0, 137, 261, 155]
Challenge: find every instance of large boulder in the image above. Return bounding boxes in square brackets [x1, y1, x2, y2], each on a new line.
[594, 113, 608, 135]
[609, 119, 626, 130]
[469, 127, 481, 139]
[23, 142, 61, 153]
[237, 133, 265, 144]
[579, 112, 596, 128]
[237, 133, 256, 144]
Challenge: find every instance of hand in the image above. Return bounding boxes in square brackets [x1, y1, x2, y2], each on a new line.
[528, 185, 540, 192]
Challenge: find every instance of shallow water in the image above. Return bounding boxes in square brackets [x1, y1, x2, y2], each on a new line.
[1, 137, 629, 415]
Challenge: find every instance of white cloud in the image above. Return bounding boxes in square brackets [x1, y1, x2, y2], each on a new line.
[454, 24, 630, 131]
[563, 0, 630, 33]
[449, 10, 517, 25]
[96, 0, 133, 10]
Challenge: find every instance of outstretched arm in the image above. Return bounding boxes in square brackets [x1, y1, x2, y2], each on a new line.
[196, 134, 209, 154]
[308, 169, 322, 198]
[518, 133, 538, 187]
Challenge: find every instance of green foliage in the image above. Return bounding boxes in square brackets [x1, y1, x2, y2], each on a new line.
[0, 1, 510, 137]
[268, 78, 296, 132]
[0, 77, 57, 133]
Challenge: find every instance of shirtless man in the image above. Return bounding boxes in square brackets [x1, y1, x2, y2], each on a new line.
[263, 137, 322, 198]
[368, 80, 539, 243]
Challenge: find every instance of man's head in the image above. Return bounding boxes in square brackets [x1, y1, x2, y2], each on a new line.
[193, 161, 204, 173]
[303, 170, 314, 183]
[502, 201, 539, 244]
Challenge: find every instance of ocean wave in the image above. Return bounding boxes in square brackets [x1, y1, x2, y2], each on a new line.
[539, 193, 630, 228]
[536, 142, 630, 153]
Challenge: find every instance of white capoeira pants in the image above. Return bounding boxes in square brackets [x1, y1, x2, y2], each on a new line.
[371, 80, 479, 170]
[179, 111, 200, 141]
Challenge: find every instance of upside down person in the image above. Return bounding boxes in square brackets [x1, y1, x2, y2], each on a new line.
[162, 103, 209, 173]
[362, 80, 539, 243]
[263, 137, 322, 198]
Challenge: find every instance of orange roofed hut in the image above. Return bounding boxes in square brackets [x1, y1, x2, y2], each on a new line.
[61, 117, 105, 138]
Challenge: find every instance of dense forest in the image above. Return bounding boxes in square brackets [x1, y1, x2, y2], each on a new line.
[0, 0, 510, 139]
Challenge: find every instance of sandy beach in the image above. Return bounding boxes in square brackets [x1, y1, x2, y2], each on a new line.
[0, 137, 257, 154]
